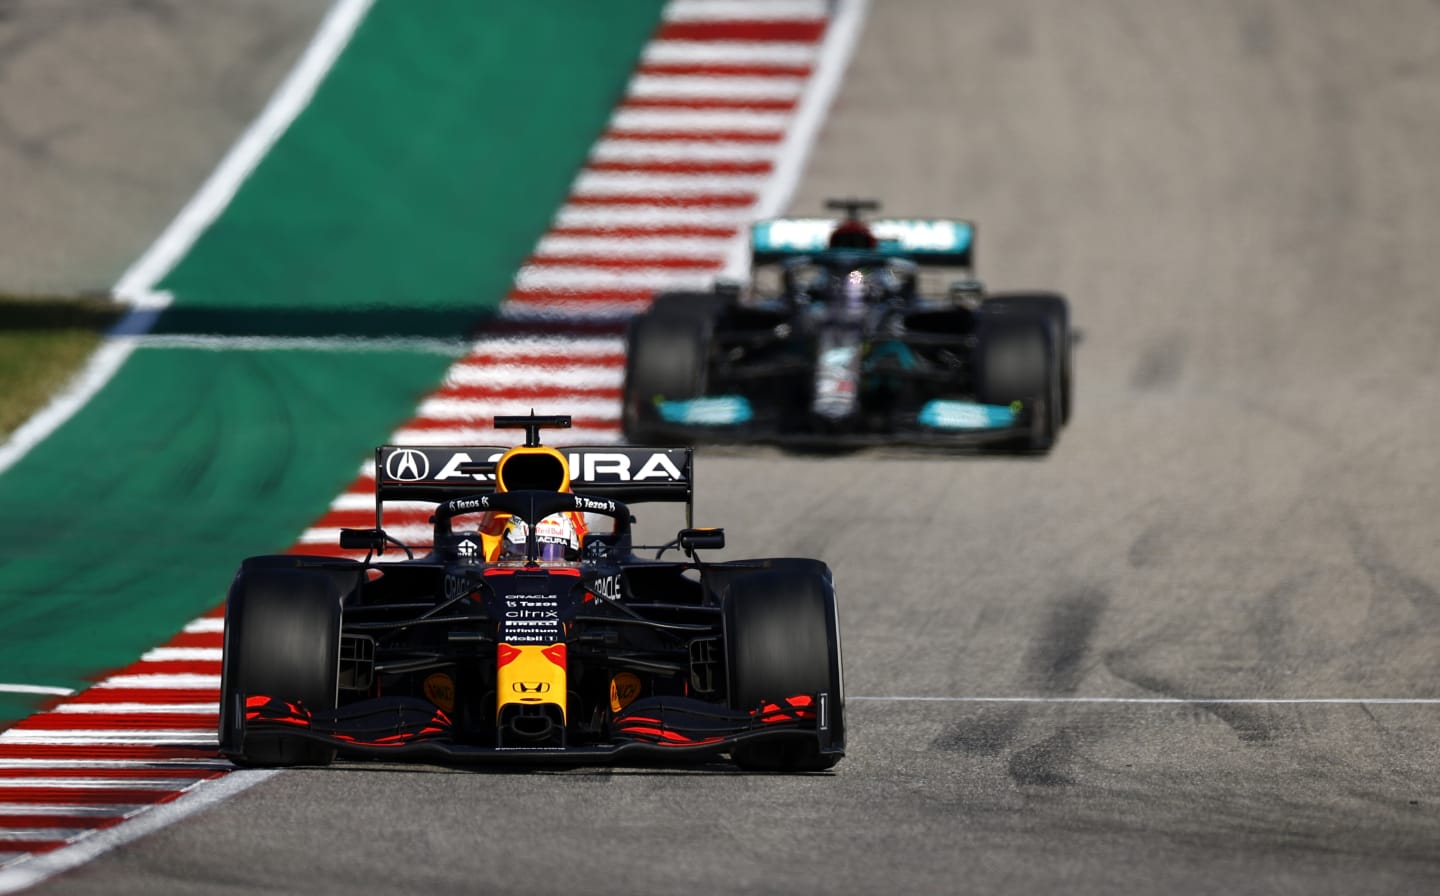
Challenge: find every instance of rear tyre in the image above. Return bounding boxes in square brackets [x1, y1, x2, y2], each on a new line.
[724, 566, 845, 771]
[219, 567, 342, 767]
[975, 311, 1061, 453]
[621, 309, 712, 443]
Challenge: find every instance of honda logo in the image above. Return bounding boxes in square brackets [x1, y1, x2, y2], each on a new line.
[384, 448, 430, 482]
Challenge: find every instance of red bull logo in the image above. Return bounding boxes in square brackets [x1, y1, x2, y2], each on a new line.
[423, 673, 456, 713]
[609, 672, 642, 713]
[497, 643, 567, 722]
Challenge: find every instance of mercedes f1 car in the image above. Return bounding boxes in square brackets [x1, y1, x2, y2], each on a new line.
[218, 415, 844, 771]
[622, 199, 1072, 452]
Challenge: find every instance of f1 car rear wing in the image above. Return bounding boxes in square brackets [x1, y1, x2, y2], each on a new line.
[373, 445, 695, 525]
[750, 217, 975, 268]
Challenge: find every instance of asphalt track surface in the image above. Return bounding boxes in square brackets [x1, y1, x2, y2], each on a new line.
[24, 1, 1440, 893]
[0, 0, 331, 295]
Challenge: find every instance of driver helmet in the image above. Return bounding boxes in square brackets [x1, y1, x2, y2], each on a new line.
[501, 513, 580, 562]
[828, 219, 876, 249]
[830, 267, 883, 318]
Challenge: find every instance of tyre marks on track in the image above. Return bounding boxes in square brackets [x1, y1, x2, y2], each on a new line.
[931, 589, 1107, 762]
[0, 0, 842, 882]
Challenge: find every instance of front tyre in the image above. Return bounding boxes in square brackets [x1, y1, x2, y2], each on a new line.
[723, 565, 845, 771]
[974, 311, 1061, 453]
[983, 292, 1072, 424]
[219, 567, 342, 767]
[621, 310, 712, 443]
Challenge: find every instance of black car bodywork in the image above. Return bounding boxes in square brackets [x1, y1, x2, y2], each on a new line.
[622, 199, 1073, 452]
[218, 416, 844, 771]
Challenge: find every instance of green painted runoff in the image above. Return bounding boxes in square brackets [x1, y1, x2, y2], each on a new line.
[0, 0, 665, 727]
[158, 0, 664, 318]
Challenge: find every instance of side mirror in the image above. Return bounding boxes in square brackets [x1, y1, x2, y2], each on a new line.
[678, 527, 725, 556]
[949, 278, 985, 305]
[340, 528, 386, 552]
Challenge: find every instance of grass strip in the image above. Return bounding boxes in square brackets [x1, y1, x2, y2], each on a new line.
[0, 294, 124, 439]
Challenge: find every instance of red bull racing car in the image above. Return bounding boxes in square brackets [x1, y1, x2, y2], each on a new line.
[622, 199, 1073, 452]
[218, 415, 844, 772]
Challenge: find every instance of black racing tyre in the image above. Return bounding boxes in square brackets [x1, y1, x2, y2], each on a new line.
[621, 309, 712, 443]
[984, 292, 1072, 424]
[237, 554, 362, 605]
[974, 312, 1061, 453]
[723, 566, 845, 772]
[646, 290, 731, 320]
[219, 567, 342, 767]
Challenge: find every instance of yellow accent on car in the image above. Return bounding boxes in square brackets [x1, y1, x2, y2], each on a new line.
[497, 644, 567, 723]
[609, 672, 642, 713]
[494, 445, 572, 493]
[423, 673, 455, 713]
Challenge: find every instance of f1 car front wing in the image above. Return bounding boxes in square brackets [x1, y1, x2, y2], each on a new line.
[226, 692, 842, 766]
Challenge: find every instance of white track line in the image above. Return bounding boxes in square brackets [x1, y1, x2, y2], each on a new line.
[573, 170, 768, 196]
[113, 0, 375, 299]
[664, 0, 827, 21]
[628, 74, 806, 101]
[123, 335, 467, 354]
[48, 704, 217, 715]
[443, 364, 624, 390]
[0, 685, 73, 697]
[0, 830, 92, 844]
[0, 732, 216, 746]
[0, 778, 208, 791]
[0, 342, 138, 477]
[513, 267, 717, 292]
[534, 235, 736, 257]
[92, 674, 221, 690]
[610, 108, 792, 133]
[553, 205, 755, 229]
[136, 648, 221, 664]
[641, 42, 818, 67]
[0, 771, 279, 896]
[590, 140, 779, 163]
[0, 0, 376, 479]
[417, 397, 620, 420]
[454, 336, 626, 357]
[0, 806, 139, 818]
